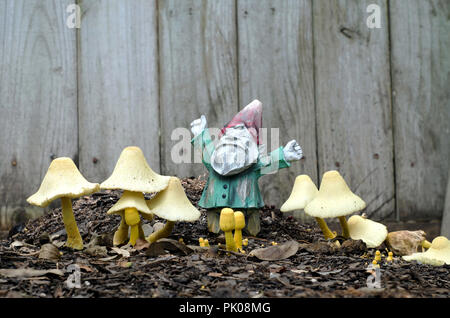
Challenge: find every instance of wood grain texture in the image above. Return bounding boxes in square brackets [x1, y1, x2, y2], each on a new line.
[78, 0, 160, 183]
[390, 0, 450, 219]
[238, 0, 317, 213]
[441, 168, 450, 237]
[313, 0, 395, 220]
[158, 0, 238, 178]
[0, 0, 78, 228]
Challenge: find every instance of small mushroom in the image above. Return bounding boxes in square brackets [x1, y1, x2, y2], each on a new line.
[107, 191, 153, 246]
[27, 157, 100, 250]
[101, 146, 170, 246]
[220, 208, 237, 252]
[347, 215, 388, 248]
[146, 177, 201, 243]
[403, 236, 450, 266]
[234, 211, 245, 250]
[305, 170, 366, 239]
[375, 250, 381, 262]
[386, 251, 394, 262]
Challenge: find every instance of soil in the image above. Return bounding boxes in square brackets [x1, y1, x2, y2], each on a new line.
[0, 177, 449, 298]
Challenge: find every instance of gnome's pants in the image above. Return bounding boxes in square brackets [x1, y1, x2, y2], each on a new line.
[207, 208, 261, 236]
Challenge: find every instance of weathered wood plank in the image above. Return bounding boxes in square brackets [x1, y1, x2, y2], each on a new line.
[159, 0, 238, 178]
[78, 0, 160, 182]
[238, 0, 317, 213]
[313, 0, 395, 220]
[390, 0, 450, 220]
[0, 0, 78, 228]
[441, 168, 450, 237]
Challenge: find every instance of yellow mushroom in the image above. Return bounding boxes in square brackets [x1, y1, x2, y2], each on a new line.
[27, 157, 99, 250]
[199, 237, 205, 247]
[234, 211, 245, 250]
[204, 239, 210, 247]
[375, 250, 381, 262]
[386, 252, 394, 262]
[106, 190, 153, 246]
[281, 174, 319, 213]
[101, 146, 169, 246]
[281, 175, 335, 239]
[146, 177, 201, 243]
[305, 171, 366, 239]
[220, 208, 237, 252]
[243, 238, 249, 246]
[403, 236, 450, 266]
[347, 215, 388, 248]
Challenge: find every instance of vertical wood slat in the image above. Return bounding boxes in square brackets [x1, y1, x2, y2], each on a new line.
[158, 0, 238, 178]
[313, 0, 395, 220]
[78, 0, 160, 183]
[0, 0, 78, 228]
[441, 168, 450, 237]
[390, 0, 450, 220]
[238, 0, 317, 212]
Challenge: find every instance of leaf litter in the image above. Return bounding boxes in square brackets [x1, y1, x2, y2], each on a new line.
[0, 176, 448, 298]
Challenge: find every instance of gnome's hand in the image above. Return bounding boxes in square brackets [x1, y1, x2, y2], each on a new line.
[283, 140, 303, 161]
[190, 115, 207, 137]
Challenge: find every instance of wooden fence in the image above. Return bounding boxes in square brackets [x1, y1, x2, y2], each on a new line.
[0, 0, 449, 229]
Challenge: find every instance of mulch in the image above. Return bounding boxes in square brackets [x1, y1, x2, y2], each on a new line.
[0, 177, 449, 298]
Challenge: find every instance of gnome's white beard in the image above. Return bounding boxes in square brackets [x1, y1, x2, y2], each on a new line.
[211, 125, 259, 176]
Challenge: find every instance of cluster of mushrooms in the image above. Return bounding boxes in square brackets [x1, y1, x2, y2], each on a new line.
[25, 150, 449, 266]
[27, 146, 200, 250]
[219, 208, 246, 252]
[280, 171, 450, 266]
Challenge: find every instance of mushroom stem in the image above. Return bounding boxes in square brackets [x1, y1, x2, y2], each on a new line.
[315, 217, 337, 239]
[147, 221, 175, 243]
[225, 230, 237, 252]
[61, 197, 84, 250]
[234, 229, 243, 250]
[129, 225, 140, 246]
[338, 216, 350, 238]
[124, 207, 141, 246]
[113, 215, 129, 246]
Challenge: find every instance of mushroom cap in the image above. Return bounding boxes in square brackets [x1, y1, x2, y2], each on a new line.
[146, 177, 200, 222]
[100, 146, 170, 193]
[27, 157, 100, 207]
[347, 215, 388, 248]
[304, 170, 366, 218]
[280, 175, 318, 212]
[220, 208, 235, 232]
[403, 236, 450, 265]
[234, 211, 245, 230]
[107, 190, 153, 216]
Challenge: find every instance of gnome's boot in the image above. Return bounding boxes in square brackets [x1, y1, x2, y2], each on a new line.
[244, 209, 261, 236]
[207, 209, 221, 234]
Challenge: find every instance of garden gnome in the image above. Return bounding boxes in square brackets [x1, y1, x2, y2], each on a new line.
[190, 99, 303, 236]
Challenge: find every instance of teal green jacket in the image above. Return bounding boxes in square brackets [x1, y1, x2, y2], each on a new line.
[192, 129, 290, 209]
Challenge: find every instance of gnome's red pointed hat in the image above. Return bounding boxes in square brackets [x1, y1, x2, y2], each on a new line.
[220, 99, 262, 145]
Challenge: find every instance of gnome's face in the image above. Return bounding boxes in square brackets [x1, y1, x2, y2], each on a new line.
[211, 124, 259, 176]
